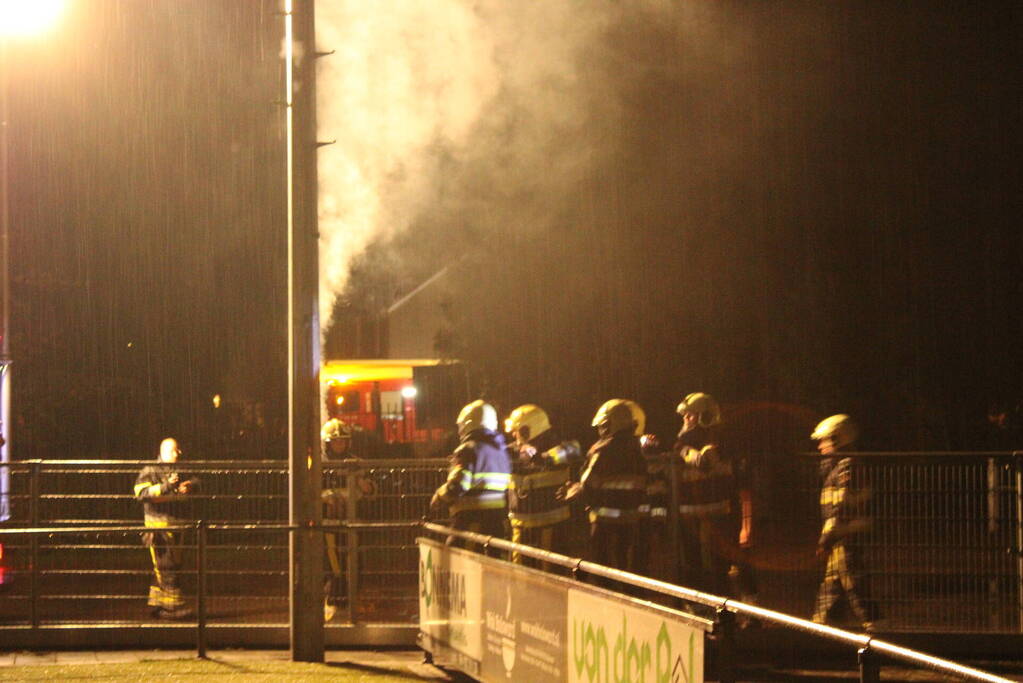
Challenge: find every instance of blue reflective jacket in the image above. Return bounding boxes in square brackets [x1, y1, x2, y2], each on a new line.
[437, 429, 512, 514]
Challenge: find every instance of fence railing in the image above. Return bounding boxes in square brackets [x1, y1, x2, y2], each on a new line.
[638, 450, 1023, 633]
[0, 459, 449, 627]
[421, 522, 1015, 683]
[1, 452, 1021, 634]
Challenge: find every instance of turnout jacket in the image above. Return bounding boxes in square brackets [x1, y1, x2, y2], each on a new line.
[508, 435, 581, 529]
[134, 464, 193, 527]
[580, 431, 647, 523]
[435, 429, 512, 514]
[818, 456, 868, 550]
[673, 425, 735, 515]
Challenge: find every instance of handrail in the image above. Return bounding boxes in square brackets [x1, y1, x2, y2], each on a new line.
[0, 458, 451, 467]
[421, 522, 1014, 683]
[0, 521, 422, 535]
[795, 451, 1023, 458]
[1, 520, 1015, 681]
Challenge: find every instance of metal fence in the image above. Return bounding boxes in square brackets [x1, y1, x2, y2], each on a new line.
[0, 459, 448, 627]
[742, 452, 1023, 633]
[612, 451, 1023, 634]
[1, 452, 1021, 634]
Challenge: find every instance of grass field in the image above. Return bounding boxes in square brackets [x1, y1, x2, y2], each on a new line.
[0, 657, 453, 682]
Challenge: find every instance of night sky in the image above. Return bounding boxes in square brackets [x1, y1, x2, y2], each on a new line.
[7, 1, 1021, 459]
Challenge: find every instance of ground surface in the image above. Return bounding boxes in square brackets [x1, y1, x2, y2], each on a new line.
[0, 649, 457, 682]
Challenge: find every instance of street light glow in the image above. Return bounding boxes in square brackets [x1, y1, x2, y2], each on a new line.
[0, 0, 66, 38]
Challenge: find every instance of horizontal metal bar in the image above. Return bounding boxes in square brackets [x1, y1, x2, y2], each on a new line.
[0, 458, 450, 468]
[794, 451, 1023, 458]
[0, 520, 426, 536]
[421, 523, 1015, 683]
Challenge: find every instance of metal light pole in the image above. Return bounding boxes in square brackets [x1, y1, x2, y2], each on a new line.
[284, 0, 324, 662]
[0, 38, 11, 522]
[0, 0, 69, 523]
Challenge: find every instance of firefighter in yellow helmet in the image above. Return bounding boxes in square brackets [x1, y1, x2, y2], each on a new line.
[672, 392, 739, 596]
[505, 404, 581, 564]
[811, 414, 875, 629]
[431, 400, 512, 549]
[563, 399, 647, 576]
[320, 417, 377, 621]
[133, 438, 197, 619]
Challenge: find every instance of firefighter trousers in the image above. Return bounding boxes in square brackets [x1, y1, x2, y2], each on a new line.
[143, 530, 185, 611]
[450, 508, 507, 557]
[678, 513, 733, 596]
[510, 522, 565, 569]
[813, 541, 874, 628]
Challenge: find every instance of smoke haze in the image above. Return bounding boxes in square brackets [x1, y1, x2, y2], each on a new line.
[315, 0, 634, 331]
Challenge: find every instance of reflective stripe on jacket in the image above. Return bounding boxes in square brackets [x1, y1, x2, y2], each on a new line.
[672, 426, 735, 509]
[436, 429, 512, 515]
[134, 464, 189, 526]
[509, 466, 571, 528]
[580, 431, 647, 523]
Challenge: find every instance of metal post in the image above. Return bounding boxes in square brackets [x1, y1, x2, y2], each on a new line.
[0, 41, 12, 520]
[345, 465, 358, 623]
[284, 0, 324, 662]
[196, 520, 207, 659]
[1015, 456, 1023, 633]
[29, 460, 38, 628]
[714, 607, 736, 683]
[858, 645, 880, 683]
[667, 453, 682, 585]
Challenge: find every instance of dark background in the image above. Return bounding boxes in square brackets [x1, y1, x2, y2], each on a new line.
[7, 1, 1021, 459]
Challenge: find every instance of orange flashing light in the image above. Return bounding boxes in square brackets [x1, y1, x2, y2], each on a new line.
[321, 359, 443, 384]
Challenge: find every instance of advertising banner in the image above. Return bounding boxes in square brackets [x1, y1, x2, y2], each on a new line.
[418, 540, 484, 673]
[567, 587, 704, 683]
[479, 559, 568, 682]
[418, 537, 709, 683]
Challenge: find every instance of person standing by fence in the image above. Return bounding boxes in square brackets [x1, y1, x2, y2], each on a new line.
[673, 392, 737, 596]
[430, 400, 512, 550]
[810, 414, 875, 630]
[504, 404, 581, 564]
[133, 437, 196, 620]
[563, 399, 648, 576]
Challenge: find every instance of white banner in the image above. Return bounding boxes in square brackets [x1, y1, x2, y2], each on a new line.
[418, 538, 708, 683]
[567, 588, 704, 683]
[418, 541, 484, 663]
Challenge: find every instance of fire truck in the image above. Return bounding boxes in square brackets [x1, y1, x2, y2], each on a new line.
[321, 359, 466, 457]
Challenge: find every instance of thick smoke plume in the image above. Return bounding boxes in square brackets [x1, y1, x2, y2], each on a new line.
[314, 0, 635, 333]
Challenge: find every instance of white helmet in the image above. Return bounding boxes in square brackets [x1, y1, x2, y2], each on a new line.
[457, 400, 498, 439]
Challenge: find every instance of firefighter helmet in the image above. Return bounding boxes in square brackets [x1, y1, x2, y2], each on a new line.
[504, 404, 551, 443]
[457, 400, 498, 439]
[592, 399, 641, 438]
[811, 414, 858, 448]
[321, 418, 352, 443]
[624, 399, 646, 436]
[676, 392, 722, 428]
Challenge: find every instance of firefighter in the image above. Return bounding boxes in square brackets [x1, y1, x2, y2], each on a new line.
[673, 392, 737, 596]
[811, 414, 875, 629]
[431, 400, 512, 549]
[321, 417, 377, 621]
[322, 417, 353, 459]
[133, 437, 196, 619]
[504, 404, 581, 564]
[563, 399, 647, 575]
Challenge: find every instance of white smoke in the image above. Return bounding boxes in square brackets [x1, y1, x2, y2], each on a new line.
[314, 0, 621, 333]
